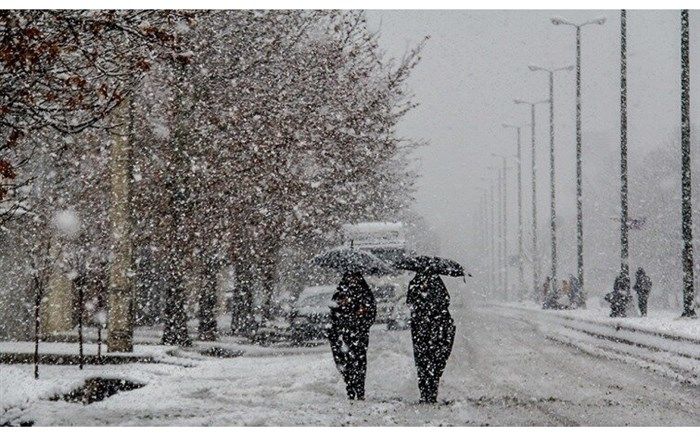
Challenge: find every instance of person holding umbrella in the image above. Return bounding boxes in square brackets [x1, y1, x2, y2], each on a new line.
[395, 256, 467, 404]
[327, 270, 376, 400]
[312, 247, 389, 400]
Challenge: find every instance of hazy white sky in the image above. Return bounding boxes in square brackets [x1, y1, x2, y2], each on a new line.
[367, 10, 699, 267]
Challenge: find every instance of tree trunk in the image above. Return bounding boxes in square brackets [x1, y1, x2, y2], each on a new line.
[198, 258, 219, 341]
[230, 262, 255, 335]
[40, 235, 73, 335]
[33, 275, 42, 379]
[259, 258, 278, 322]
[161, 63, 191, 346]
[107, 95, 135, 353]
[162, 278, 190, 345]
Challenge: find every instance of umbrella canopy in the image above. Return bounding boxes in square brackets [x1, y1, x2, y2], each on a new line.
[393, 255, 470, 277]
[312, 247, 394, 276]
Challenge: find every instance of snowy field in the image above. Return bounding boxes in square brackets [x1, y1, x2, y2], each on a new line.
[2, 287, 698, 426]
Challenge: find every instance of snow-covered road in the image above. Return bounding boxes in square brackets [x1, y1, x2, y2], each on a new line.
[3, 286, 698, 426]
[444, 299, 698, 425]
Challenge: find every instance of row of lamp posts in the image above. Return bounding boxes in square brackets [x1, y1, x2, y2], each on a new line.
[482, 11, 695, 318]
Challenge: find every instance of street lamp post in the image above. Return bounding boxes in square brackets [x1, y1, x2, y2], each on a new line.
[488, 166, 504, 294]
[480, 190, 489, 289]
[493, 154, 512, 299]
[481, 176, 498, 297]
[551, 15, 606, 295]
[620, 10, 630, 289]
[490, 178, 498, 296]
[528, 64, 574, 298]
[476, 188, 488, 292]
[515, 98, 549, 300]
[503, 123, 529, 300]
[680, 9, 696, 318]
[500, 165, 506, 298]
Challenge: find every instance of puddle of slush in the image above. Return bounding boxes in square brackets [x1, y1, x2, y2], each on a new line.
[50, 377, 145, 405]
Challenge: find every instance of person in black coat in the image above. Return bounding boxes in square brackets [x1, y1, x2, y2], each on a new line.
[327, 271, 377, 400]
[407, 271, 456, 404]
[633, 267, 652, 316]
[605, 274, 630, 317]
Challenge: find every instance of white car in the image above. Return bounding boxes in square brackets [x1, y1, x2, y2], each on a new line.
[290, 286, 335, 343]
[386, 290, 410, 330]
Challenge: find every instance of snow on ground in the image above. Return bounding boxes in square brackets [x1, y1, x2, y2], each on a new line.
[501, 300, 700, 339]
[1, 287, 698, 426]
[0, 341, 173, 357]
[492, 301, 699, 384]
[1, 327, 480, 426]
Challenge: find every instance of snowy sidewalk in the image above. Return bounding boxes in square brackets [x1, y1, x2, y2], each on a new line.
[492, 302, 700, 385]
[1, 327, 482, 426]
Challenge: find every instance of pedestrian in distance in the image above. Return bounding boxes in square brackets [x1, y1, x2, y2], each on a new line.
[561, 279, 572, 308]
[540, 276, 549, 306]
[407, 271, 456, 404]
[633, 267, 652, 316]
[327, 271, 377, 401]
[542, 276, 560, 309]
[605, 274, 630, 317]
[569, 275, 585, 309]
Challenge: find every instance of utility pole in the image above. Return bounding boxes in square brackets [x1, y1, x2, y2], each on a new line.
[515, 98, 548, 299]
[499, 165, 506, 297]
[503, 124, 528, 300]
[680, 9, 696, 318]
[502, 162, 508, 299]
[482, 193, 487, 284]
[489, 166, 503, 294]
[489, 180, 497, 297]
[529, 64, 573, 296]
[620, 9, 630, 287]
[477, 189, 489, 293]
[492, 154, 510, 299]
[530, 103, 538, 299]
[551, 15, 606, 295]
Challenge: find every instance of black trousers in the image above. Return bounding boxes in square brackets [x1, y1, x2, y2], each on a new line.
[411, 315, 455, 403]
[638, 293, 648, 316]
[610, 296, 628, 317]
[328, 322, 370, 400]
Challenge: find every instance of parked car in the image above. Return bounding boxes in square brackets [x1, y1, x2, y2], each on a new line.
[386, 289, 410, 331]
[373, 283, 397, 324]
[290, 285, 335, 343]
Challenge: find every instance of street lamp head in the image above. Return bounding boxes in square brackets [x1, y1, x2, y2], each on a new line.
[514, 99, 525, 105]
[592, 17, 606, 25]
[564, 65, 575, 71]
[528, 65, 541, 72]
[551, 17, 565, 25]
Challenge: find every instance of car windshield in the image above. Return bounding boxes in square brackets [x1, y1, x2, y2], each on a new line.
[298, 293, 333, 307]
[374, 284, 396, 300]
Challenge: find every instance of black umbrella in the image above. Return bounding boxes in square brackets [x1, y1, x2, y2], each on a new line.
[393, 255, 471, 277]
[312, 247, 394, 276]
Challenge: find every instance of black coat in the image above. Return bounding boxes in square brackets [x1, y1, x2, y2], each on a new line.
[633, 271, 652, 296]
[327, 272, 376, 401]
[407, 273, 453, 323]
[330, 272, 376, 329]
[605, 275, 630, 317]
[406, 272, 455, 403]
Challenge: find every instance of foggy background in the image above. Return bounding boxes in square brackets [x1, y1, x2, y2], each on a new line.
[367, 10, 699, 301]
